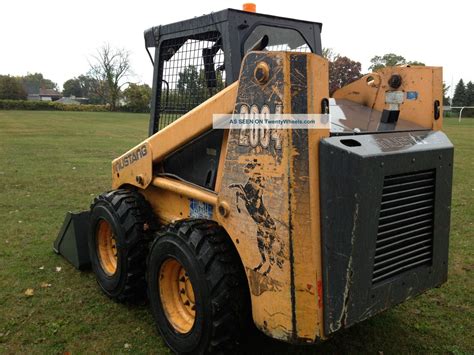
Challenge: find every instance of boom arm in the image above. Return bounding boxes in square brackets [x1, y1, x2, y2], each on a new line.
[111, 82, 238, 190]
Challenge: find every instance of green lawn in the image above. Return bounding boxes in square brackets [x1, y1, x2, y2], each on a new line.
[0, 111, 472, 354]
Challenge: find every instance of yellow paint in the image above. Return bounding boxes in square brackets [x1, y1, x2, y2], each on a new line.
[140, 186, 190, 224]
[216, 52, 332, 342]
[152, 177, 218, 206]
[219, 128, 294, 340]
[148, 82, 238, 161]
[214, 129, 229, 192]
[112, 141, 153, 190]
[96, 219, 118, 276]
[112, 83, 238, 190]
[333, 66, 443, 129]
[291, 54, 329, 340]
[108, 51, 441, 344]
[159, 258, 196, 334]
[217, 53, 294, 340]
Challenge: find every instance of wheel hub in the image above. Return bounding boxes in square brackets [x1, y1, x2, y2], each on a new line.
[159, 258, 196, 333]
[96, 219, 118, 276]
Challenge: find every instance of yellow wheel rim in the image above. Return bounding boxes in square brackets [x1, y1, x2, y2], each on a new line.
[96, 219, 118, 276]
[159, 258, 196, 334]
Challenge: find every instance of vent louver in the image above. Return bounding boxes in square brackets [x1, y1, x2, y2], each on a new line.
[372, 170, 436, 284]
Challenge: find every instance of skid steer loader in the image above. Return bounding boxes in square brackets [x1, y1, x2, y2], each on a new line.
[54, 4, 453, 353]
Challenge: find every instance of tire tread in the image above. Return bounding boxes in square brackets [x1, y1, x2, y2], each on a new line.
[149, 219, 249, 353]
[90, 189, 157, 302]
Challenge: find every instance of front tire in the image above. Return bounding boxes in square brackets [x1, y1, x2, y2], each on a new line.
[147, 219, 249, 354]
[88, 189, 155, 301]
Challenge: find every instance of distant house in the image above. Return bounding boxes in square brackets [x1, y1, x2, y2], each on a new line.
[27, 88, 62, 101]
[39, 88, 62, 101]
[27, 94, 40, 101]
[56, 97, 80, 105]
[56, 96, 90, 105]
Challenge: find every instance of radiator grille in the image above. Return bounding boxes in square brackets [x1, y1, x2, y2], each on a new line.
[372, 169, 436, 283]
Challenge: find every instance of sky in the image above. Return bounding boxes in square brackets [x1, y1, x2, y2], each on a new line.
[0, 0, 472, 98]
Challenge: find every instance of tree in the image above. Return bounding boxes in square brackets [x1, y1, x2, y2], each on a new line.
[0, 75, 27, 100]
[77, 75, 105, 104]
[321, 49, 363, 95]
[61, 75, 105, 104]
[369, 53, 425, 71]
[88, 44, 132, 111]
[123, 83, 152, 112]
[369, 53, 406, 71]
[465, 81, 474, 106]
[407, 60, 426, 66]
[19, 73, 58, 95]
[322, 47, 337, 62]
[452, 79, 467, 106]
[177, 66, 202, 96]
[172, 65, 224, 109]
[464, 81, 474, 116]
[63, 78, 83, 97]
[328, 56, 362, 95]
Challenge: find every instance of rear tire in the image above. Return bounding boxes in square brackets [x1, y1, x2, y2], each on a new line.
[147, 219, 250, 354]
[88, 189, 156, 302]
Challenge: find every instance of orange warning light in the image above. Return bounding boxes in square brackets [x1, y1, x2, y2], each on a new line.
[243, 3, 256, 12]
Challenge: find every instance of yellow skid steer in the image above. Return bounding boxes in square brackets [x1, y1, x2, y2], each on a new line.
[54, 5, 453, 353]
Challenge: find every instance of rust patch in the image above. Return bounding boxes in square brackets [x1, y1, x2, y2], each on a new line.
[317, 280, 323, 309]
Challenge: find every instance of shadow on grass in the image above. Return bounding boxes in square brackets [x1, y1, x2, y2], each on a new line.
[103, 286, 442, 354]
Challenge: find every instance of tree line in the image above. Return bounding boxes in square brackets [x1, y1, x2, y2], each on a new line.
[323, 51, 426, 96]
[0, 73, 57, 100]
[1, 45, 460, 113]
[62, 75, 151, 113]
[0, 44, 152, 112]
[451, 79, 474, 107]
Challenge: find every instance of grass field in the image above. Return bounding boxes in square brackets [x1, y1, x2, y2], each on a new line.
[0, 111, 472, 354]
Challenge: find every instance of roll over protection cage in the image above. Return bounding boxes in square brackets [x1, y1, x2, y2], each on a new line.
[144, 8, 323, 135]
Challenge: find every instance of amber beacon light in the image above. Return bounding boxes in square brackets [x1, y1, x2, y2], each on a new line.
[243, 3, 256, 12]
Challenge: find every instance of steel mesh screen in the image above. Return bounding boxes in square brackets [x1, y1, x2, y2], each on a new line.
[156, 32, 225, 130]
[155, 29, 312, 131]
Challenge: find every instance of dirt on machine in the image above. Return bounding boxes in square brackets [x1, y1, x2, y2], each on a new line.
[54, 4, 453, 353]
